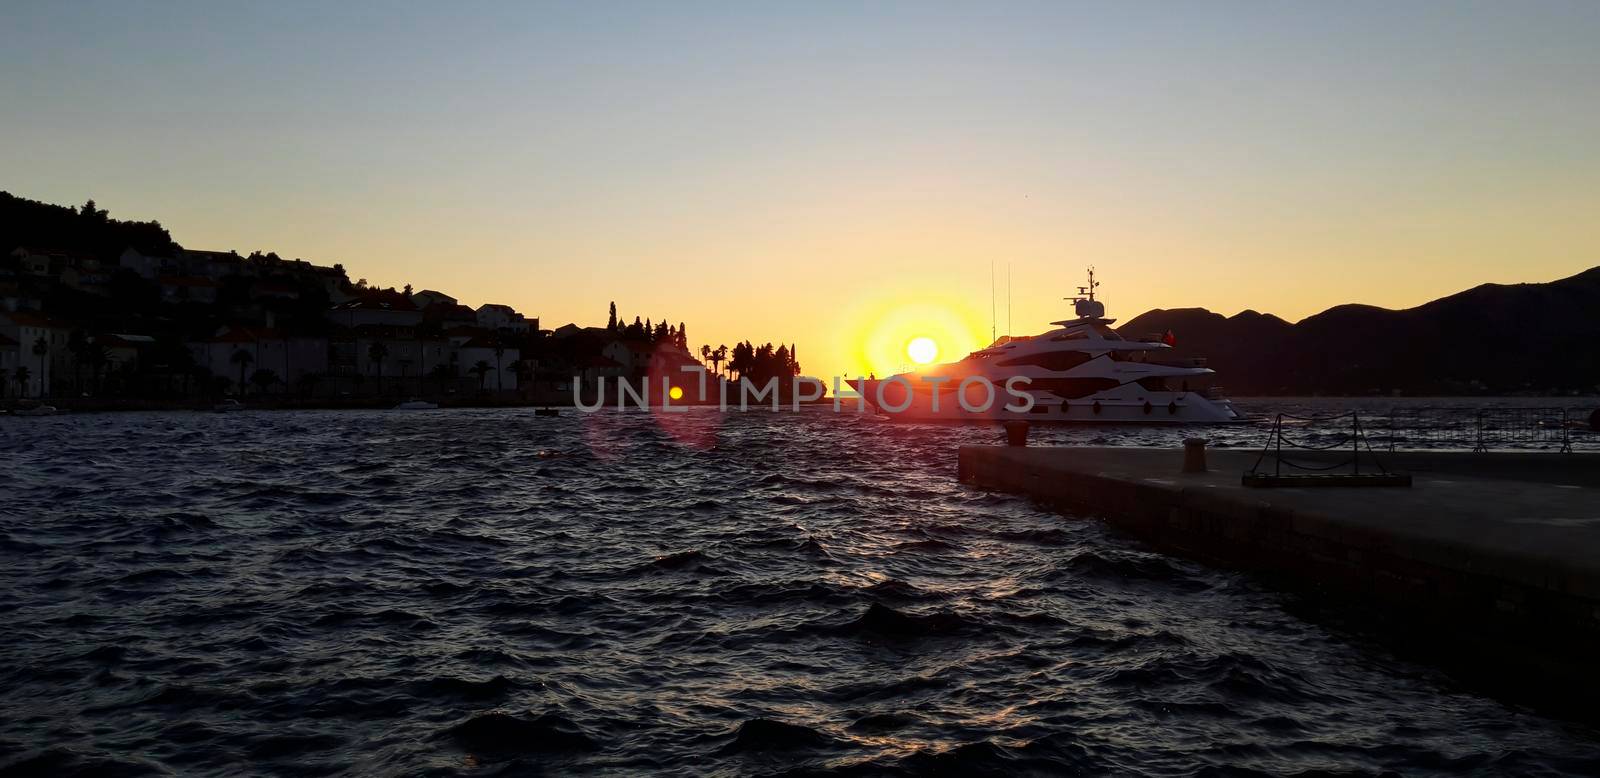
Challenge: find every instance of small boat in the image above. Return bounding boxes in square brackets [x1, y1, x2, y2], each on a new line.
[213, 399, 244, 413]
[14, 404, 58, 417]
[534, 408, 560, 416]
[394, 399, 439, 410]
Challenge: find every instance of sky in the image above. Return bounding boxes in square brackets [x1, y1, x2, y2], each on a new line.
[4, 1, 1598, 377]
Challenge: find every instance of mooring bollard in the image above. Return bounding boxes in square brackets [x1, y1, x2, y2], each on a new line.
[1003, 420, 1030, 447]
[1183, 437, 1208, 473]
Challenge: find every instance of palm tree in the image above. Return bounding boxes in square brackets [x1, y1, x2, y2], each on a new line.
[492, 342, 505, 394]
[32, 337, 48, 398]
[67, 330, 88, 394]
[368, 341, 389, 395]
[509, 359, 533, 401]
[14, 366, 30, 399]
[230, 348, 254, 396]
[429, 363, 455, 395]
[469, 360, 492, 393]
[84, 344, 109, 395]
[249, 368, 279, 396]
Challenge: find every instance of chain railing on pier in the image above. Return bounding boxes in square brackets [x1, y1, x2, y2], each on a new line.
[1246, 411, 1403, 482]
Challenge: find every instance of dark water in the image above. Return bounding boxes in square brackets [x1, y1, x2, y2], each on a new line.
[2, 402, 1597, 776]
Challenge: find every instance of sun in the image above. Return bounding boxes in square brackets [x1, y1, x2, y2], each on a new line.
[907, 336, 939, 365]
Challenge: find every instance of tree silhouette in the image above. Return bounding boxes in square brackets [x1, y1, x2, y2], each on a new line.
[32, 337, 48, 397]
[249, 368, 279, 396]
[429, 363, 454, 394]
[509, 359, 532, 400]
[368, 341, 388, 394]
[67, 330, 88, 393]
[14, 366, 30, 398]
[492, 341, 505, 393]
[230, 348, 253, 395]
[84, 344, 108, 394]
[469, 360, 492, 392]
[79, 198, 106, 222]
[608, 301, 617, 331]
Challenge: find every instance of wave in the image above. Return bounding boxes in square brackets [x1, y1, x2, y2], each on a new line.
[442, 711, 599, 756]
[717, 718, 836, 754]
[826, 602, 986, 641]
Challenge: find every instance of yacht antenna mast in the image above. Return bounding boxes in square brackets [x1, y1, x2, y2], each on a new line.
[1006, 262, 1012, 336]
[990, 261, 996, 343]
[1066, 266, 1102, 319]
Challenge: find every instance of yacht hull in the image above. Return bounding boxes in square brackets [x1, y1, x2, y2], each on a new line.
[848, 380, 1242, 424]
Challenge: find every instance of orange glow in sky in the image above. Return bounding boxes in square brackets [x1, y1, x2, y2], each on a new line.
[4, 4, 1598, 379]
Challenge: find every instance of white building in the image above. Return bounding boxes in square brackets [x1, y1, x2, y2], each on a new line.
[327, 293, 423, 329]
[182, 249, 248, 280]
[119, 248, 174, 280]
[602, 340, 656, 375]
[476, 303, 532, 333]
[11, 247, 95, 279]
[457, 337, 521, 392]
[0, 312, 69, 397]
[344, 326, 450, 383]
[159, 276, 220, 304]
[0, 333, 18, 395]
[191, 327, 330, 389]
[410, 289, 457, 309]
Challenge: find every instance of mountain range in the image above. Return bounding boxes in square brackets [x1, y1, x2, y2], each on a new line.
[1119, 267, 1600, 396]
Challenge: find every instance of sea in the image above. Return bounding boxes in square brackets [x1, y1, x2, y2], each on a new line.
[2, 398, 1598, 776]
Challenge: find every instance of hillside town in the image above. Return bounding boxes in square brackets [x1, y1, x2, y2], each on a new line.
[0, 194, 802, 408]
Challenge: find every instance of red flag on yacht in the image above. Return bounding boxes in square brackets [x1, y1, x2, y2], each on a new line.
[1162, 330, 1177, 346]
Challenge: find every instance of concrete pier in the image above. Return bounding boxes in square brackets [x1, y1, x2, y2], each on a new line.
[959, 445, 1600, 705]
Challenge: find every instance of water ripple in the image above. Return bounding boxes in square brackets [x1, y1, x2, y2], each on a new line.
[1, 404, 1597, 775]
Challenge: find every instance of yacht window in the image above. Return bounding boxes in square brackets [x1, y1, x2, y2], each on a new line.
[1052, 331, 1089, 341]
[996, 351, 1094, 371]
[1030, 377, 1121, 399]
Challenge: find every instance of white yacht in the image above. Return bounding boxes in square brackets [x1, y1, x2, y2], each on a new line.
[852, 270, 1242, 424]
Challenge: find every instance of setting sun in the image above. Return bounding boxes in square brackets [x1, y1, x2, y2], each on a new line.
[907, 337, 939, 365]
